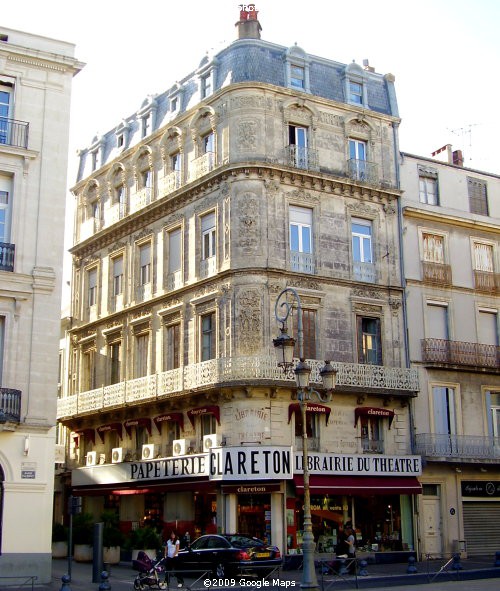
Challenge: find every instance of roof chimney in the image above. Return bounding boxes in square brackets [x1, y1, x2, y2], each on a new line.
[235, 4, 262, 39]
[452, 149, 464, 167]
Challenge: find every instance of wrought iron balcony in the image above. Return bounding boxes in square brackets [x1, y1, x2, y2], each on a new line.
[414, 433, 500, 461]
[189, 152, 215, 181]
[290, 251, 314, 274]
[0, 387, 22, 422]
[0, 117, 29, 149]
[347, 158, 379, 185]
[421, 338, 499, 369]
[0, 242, 15, 271]
[421, 261, 452, 286]
[57, 356, 419, 419]
[285, 145, 319, 171]
[474, 270, 499, 294]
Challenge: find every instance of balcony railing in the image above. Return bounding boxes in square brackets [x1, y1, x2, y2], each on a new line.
[290, 251, 314, 274]
[0, 242, 15, 271]
[0, 387, 22, 422]
[347, 159, 379, 185]
[159, 171, 181, 195]
[79, 217, 102, 241]
[189, 152, 215, 182]
[285, 145, 319, 171]
[474, 270, 499, 294]
[0, 117, 29, 149]
[57, 356, 419, 419]
[200, 255, 217, 279]
[361, 439, 384, 454]
[131, 187, 153, 212]
[421, 338, 499, 369]
[414, 433, 500, 460]
[421, 261, 452, 286]
[352, 261, 376, 283]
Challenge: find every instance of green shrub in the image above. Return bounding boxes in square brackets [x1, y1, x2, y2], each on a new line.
[52, 522, 68, 543]
[129, 526, 162, 550]
[72, 512, 94, 545]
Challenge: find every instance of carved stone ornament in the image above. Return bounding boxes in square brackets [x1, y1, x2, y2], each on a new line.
[354, 303, 382, 314]
[352, 287, 383, 299]
[346, 201, 379, 216]
[287, 187, 319, 204]
[237, 192, 260, 252]
[237, 289, 262, 355]
[237, 119, 258, 152]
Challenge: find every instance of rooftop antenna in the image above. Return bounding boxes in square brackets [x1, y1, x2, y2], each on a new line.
[448, 123, 481, 163]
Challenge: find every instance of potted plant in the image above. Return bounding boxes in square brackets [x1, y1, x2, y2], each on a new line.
[102, 510, 124, 565]
[52, 523, 68, 558]
[72, 512, 94, 562]
[129, 526, 162, 561]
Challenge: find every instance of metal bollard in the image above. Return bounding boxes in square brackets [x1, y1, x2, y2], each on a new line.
[495, 551, 500, 567]
[451, 553, 463, 570]
[60, 574, 72, 591]
[98, 570, 111, 591]
[358, 559, 368, 576]
[406, 555, 418, 574]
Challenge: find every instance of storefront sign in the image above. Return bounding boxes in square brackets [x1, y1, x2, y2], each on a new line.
[461, 480, 500, 497]
[221, 483, 282, 493]
[295, 452, 421, 476]
[209, 446, 293, 481]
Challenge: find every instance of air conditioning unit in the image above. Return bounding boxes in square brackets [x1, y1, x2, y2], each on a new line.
[141, 443, 159, 460]
[111, 447, 125, 463]
[203, 434, 216, 451]
[86, 451, 97, 466]
[172, 438, 188, 457]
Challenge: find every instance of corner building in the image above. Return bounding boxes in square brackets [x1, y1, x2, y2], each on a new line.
[0, 29, 82, 580]
[59, 10, 421, 557]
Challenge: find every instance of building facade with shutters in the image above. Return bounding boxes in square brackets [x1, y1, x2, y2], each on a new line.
[400, 148, 500, 558]
[57, 9, 421, 557]
[0, 28, 82, 581]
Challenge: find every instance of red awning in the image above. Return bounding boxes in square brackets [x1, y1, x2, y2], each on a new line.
[96, 422, 123, 443]
[354, 407, 395, 429]
[153, 413, 184, 433]
[294, 475, 422, 495]
[74, 428, 96, 445]
[124, 418, 152, 437]
[288, 403, 332, 425]
[187, 405, 220, 427]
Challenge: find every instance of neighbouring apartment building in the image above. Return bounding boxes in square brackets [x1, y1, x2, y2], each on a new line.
[0, 28, 82, 580]
[57, 8, 422, 557]
[400, 146, 500, 557]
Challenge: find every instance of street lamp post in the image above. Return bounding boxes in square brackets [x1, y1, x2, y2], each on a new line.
[273, 287, 336, 591]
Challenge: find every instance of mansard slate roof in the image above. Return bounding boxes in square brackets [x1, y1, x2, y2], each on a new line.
[76, 36, 397, 181]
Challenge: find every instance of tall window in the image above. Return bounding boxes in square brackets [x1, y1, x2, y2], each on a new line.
[114, 181, 126, 218]
[201, 73, 212, 98]
[0, 86, 12, 144]
[426, 303, 449, 340]
[473, 242, 494, 273]
[487, 391, 500, 438]
[0, 316, 4, 385]
[349, 81, 363, 105]
[0, 189, 9, 243]
[141, 114, 151, 138]
[112, 256, 124, 297]
[88, 268, 97, 307]
[201, 312, 216, 361]
[168, 228, 182, 275]
[203, 132, 214, 154]
[289, 206, 313, 273]
[135, 332, 149, 378]
[82, 348, 96, 391]
[290, 65, 305, 89]
[357, 316, 382, 365]
[467, 177, 489, 216]
[293, 308, 316, 360]
[172, 152, 181, 173]
[201, 413, 217, 437]
[288, 124, 308, 168]
[432, 386, 457, 435]
[139, 243, 151, 285]
[201, 212, 216, 260]
[165, 323, 181, 370]
[349, 139, 367, 181]
[109, 341, 121, 385]
[352, 219, 373, 263]
[349, 139, 366, 161]
[141, 168, 152, 190]
[418, 166, 439, 205]
[478, 310, 498, 346]
[422, 233, 445, 263]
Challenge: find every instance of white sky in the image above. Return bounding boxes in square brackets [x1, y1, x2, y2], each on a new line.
[3, 0, 499, 177]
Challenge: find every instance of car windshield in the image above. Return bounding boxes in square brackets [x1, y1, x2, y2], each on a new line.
[226, 535, 264, 548]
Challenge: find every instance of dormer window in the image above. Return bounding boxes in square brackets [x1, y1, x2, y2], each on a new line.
[285, 45, 310, 93]
[291, 65, 305, 89]
[201, 73, 212, 99]
[349, 81, 363, 105]
[344, 62, 368, 107]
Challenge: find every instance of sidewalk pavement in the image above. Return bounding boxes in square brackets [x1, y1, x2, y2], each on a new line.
[31, 554, 500, 591]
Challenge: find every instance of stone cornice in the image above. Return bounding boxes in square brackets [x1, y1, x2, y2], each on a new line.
[70, 163, 401, 259]
[403, 205, 500, 234]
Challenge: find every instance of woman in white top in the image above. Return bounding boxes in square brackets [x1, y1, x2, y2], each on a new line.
[165, 531, 184, 587]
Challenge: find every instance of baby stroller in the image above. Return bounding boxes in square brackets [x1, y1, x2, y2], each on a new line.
[133, 551, 167, 590]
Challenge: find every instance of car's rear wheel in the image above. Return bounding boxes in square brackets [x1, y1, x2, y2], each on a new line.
[214, 562, 226, 577]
